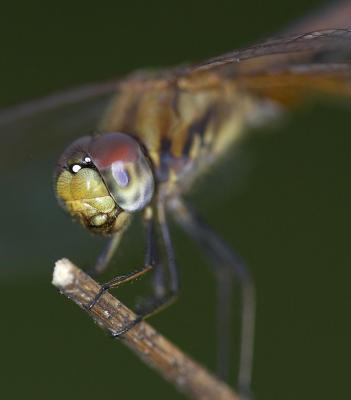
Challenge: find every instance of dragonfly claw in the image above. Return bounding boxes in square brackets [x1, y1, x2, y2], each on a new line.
[86, 286, 108, 310]
[111, 316, 143, 338]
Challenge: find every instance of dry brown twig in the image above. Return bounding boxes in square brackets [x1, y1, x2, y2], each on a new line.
[52, 258, 239, 400]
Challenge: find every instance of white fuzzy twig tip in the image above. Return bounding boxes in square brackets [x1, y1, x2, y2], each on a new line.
[52, 258, 75, 288]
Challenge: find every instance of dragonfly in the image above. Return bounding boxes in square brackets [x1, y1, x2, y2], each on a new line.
[1, 3, 351, 398]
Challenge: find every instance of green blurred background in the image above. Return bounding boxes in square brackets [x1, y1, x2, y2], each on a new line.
[0, 1, 350, 399]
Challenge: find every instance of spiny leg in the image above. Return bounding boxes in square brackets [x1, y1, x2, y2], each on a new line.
[170, 197, 255, 397]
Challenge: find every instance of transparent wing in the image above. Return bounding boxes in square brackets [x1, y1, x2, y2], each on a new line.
[1, 85, 118, 167]
[284, 0, 351, 34]
[234, 63, 351, 105]
[179, 29, 351, 105]
[0, 85, 118, 280]
[0, 80, 119, 125]
[189, 29, 351, 73]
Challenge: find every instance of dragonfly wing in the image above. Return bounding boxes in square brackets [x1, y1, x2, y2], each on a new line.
[235, 62, 351, 105]
[0, 85, 120, 279]
[179, 29, 351, 106]
[188, 30, 351, 73]
[1, 88, 117, 167]
[284, 0, 351, 34]
[0, 80, 119, 125]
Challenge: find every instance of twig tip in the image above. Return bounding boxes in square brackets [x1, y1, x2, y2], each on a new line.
[52, 258, 75, 288]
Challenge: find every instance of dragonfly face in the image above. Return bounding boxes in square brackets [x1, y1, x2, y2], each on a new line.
[54, 132, 155, 234]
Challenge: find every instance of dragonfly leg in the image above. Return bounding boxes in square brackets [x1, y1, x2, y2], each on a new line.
[113, 197, 180, 337]
[155, 195, 180, 300]
[88, 200, 180, 338]
[87, 208, 155, 311]
[169, 197, 255, 398]
[88, 231, 124, 277]
[87, 263, 153, 310]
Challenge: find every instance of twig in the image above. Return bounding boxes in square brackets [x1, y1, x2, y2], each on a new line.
[52, 258, 238, 400]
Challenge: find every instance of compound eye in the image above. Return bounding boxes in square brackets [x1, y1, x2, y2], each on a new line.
[89, 132, 155, 212]
[112, 161, 130, 187]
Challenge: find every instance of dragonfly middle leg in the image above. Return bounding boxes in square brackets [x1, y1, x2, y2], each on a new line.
[169, 197, 255, 397]
[134, 197, 180, 322]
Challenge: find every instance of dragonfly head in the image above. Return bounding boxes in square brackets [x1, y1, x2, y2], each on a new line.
[54, 132, 155, 235]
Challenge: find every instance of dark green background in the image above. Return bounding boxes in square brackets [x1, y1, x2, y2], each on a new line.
[0, 1, 350, 399]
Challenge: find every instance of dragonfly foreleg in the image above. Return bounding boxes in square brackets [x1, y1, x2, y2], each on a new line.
[169, 197, 255, 398]
[89, 231, 124, 277]
[87, 207, 155, 311]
